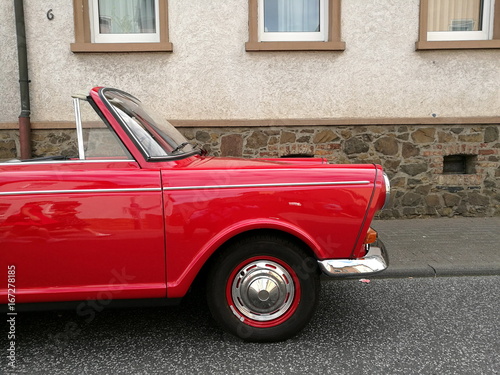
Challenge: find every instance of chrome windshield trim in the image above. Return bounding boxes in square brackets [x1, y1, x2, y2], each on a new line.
[0, 188, 161, 196]
[163, 181, 371, 191]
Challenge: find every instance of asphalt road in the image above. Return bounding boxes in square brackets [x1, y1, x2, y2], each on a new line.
[4, 276, 499, 375]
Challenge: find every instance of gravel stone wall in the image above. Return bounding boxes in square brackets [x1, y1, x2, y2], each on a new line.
[180, 124, 500, 218]
[1, 124, 499, 218]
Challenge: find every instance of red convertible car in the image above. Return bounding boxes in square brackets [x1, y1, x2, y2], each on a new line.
[1, 88, 389, 341]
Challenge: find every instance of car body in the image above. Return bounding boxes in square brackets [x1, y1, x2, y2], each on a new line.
[1, 87, 389, 341]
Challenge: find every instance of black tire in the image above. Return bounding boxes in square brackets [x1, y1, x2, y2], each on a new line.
[206, 234, 320, 342]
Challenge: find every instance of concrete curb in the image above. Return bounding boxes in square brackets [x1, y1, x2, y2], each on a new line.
[371, 265, 500, 278]
[320, 265, 500, 282]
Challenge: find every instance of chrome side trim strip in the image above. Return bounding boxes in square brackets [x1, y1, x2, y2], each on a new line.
[382, 172, 391, 209]
[0, 188, 161, 196]
[1, 181, 370, 196]
[318, 242, 389, 277]
[163, 181, 370, 191]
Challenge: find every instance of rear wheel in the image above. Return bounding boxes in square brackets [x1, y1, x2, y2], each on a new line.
[206, 235, 320, 342]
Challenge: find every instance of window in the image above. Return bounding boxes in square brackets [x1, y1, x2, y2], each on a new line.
[90, 0, 159, 43]
[260, 0, 326, 42]
[71, 0, 172, 53]
[102, 89, 197, 160]
[416, 0, 500, 49]
[246, 0, 345, 51]
[74, 96, 132, 160]
[427, 0, 494, 41]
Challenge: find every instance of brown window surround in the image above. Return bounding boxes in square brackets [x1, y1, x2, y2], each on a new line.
[245, 0, 345, 51]
[416, 0, 500, 50]
[71, 0, 173, 53]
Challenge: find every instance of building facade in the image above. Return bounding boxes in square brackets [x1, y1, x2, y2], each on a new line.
[1, 0, 499, 217]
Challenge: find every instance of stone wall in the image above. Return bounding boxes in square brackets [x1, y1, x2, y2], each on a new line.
[0, 130, 79, 160]
[1, 124, 499, 218]
[181, 124, 500, 218]
[0, 130, 18, 160]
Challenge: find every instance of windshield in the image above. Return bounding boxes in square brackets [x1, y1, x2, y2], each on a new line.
[102, 89, 196, 159]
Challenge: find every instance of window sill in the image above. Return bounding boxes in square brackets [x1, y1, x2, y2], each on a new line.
[71, 42, 173, 53]
[245, 41, 345, 51]
[416, 40, 500, 50]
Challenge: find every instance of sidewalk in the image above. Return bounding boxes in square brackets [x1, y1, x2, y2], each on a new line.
[371, 216, 500, 278]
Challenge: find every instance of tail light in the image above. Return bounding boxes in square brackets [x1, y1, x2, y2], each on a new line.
[364, 227, 378, 245]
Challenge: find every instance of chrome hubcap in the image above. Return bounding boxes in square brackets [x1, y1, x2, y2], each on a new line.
[231, 260, 295, 321]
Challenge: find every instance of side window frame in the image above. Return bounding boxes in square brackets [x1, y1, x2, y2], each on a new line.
[71, 0, 173, 53]
[245, 0, 345, 51]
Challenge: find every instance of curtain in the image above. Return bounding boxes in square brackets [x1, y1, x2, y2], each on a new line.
[428, 0, 484, 31]
[264, 0, 320, 32]
[98, 0, 156, 34]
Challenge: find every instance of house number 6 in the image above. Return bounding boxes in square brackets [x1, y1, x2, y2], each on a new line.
[47, 9, 54, 20]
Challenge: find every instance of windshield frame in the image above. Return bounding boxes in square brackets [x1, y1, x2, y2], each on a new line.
[98, 88, 202, 162]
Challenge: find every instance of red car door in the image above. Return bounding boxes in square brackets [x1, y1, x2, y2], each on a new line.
[0, 160, 166, 304]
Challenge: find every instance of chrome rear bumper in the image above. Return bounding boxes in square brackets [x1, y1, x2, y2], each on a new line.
[318, 241, 389, 277]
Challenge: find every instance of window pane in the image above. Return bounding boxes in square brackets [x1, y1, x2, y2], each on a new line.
[264, 0, 320, 32]
[80, 100, 131, 159]
[98, 0, 156, 34]
[428, 0, 484, 32]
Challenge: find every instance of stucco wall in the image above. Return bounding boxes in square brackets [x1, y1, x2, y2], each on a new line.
[1, 0, 499, 123]
[1, 1, 21, 122]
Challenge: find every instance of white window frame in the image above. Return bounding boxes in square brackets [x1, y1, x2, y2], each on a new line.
[427, 0, 495, 41]
[89, 0, 160, 43]
[258, 0, 328, 42]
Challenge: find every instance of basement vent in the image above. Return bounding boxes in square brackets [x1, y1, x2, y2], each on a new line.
[281, 154, 314, 158]
[443, 154, 476, 174]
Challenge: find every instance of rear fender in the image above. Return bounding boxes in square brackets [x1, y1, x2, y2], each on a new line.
[350, 165, 387, 258]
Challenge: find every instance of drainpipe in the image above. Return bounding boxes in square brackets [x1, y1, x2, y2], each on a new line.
[14, 0, 32, 159]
